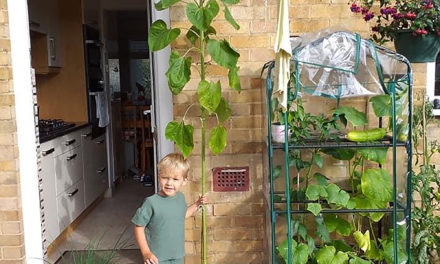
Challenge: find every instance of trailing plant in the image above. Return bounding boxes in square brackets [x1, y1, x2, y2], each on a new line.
[411, 97, 440, 264]
[147, 0, 241, 263]
[273, 91, 410, 264]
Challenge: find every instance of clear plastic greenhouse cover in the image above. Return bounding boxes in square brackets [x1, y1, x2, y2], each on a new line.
[290, 30, 411, 98]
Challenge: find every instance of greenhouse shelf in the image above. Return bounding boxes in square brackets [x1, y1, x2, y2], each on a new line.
[262, 31, 413, 264]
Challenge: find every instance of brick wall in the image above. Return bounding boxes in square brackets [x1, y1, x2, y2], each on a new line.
[170, 0, 436, 263]
[0, 1, 25, 263]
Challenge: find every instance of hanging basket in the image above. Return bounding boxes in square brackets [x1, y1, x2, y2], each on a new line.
[394, 31, 440, 63]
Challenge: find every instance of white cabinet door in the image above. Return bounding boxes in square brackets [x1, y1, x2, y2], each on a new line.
[82, 131, 108, 207]
[55, 146, 83, 196]
[57, 179, 85, 232]
[40, 141, 60, 245]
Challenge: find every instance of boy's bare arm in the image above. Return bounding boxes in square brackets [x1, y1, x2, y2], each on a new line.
[133, 225, 158, 264]
[186, 194, 208, 218]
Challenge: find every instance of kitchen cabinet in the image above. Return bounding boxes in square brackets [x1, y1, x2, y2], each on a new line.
[29, 0, 61, 74]
[28, 0, 49, 34]
[39, 125, 109, 247]
[81, 128, 108, 207]
[39, 141, 59, 246]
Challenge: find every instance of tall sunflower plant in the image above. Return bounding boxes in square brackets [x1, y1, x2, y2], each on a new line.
[148, 0, 242, 263]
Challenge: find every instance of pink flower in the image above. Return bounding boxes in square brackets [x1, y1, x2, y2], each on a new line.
[405, 12, 417, 20]
[350, 3, 361, 13]
[363, 12, 375, 21]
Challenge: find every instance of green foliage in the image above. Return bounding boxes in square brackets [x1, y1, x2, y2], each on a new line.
[324, 214, 353, 236]
[307, 203, 322, 216]
[357, 148, 388, 165]
[316, 246, 349, 264]
[277, 239, 309, 264]
[166, 51, 192, 94]
[353, 230, 370, 252]
[198, 80, 221, 113]
[165, 121, 194, 158]
[361, 169, 392, 203]
[411, 99, 440, 263]
[209, 125, 227, 154]
[333, 106, 367, 127]
[148, 20, 180, 51]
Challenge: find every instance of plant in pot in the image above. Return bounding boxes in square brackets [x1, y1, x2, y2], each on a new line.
[349, 0, 440, 62]
[147, 0, 241, 263]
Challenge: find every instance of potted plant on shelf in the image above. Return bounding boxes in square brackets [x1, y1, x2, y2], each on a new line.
[349, 0, 440, 62]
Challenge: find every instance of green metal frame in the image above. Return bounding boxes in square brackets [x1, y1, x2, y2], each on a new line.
[264, 42, 413, 264]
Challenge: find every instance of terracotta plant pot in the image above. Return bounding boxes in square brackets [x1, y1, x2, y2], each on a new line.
[394, 31, 440, 63]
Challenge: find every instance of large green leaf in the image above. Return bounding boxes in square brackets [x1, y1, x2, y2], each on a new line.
[314, 172, 329, 186]
[370, 95, 391, 117]
[349, 256, 373, 264]
[166, 51, 191, 95]
[209, 125, 227, 155]
[358, 148, 388, 165]
[361, 169, 392, 203]
[334, 107, 367, 127]
[326, 184, 350, 207]
[165, 121, 194, 157]
[224, 5, 240, 30]
[148, 20, 181, 51]
[370, 95, 405, 117]
[186, 0, 219, 31]
[307, 203, 322, 216]
[313, 153, 323, 168]
[306, 184, 328, 200]
[228, 66, 241, 92]
[353, 230, 370, 252]
[322, 148, 355, 160]
[381, 239, 408, 264]
[154, 0, 181, 10]
[324, 214, 352, 236]
[185, 26, 216, 45]
[277, 239, 309, 264]
[316, 246, 349, 264]
[315, 216, 331, 243]
[207, 39, 240, 69]
[197, 80, 221, 113]
[215, 98, 232, 122]
[353, 195, 387, 222]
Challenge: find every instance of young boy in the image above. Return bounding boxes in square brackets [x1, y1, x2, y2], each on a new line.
[132, 153, 207, 264]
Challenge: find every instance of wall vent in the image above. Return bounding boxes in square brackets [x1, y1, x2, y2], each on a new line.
[213, 167, 249, 192]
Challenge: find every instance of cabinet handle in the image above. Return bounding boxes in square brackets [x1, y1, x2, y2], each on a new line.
[66, 154, 77, 161]
[42, 148, 55, 156]
[49, 37, 56, 60]
[95, 139, 105, 144]
[65, 139, 76, 146]
[66, 189, 79, 197]
[97, 167, 106, 173]
[81, 132, 92, 137]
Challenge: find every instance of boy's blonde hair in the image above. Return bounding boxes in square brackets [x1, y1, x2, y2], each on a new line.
[158, 153, 190, 178]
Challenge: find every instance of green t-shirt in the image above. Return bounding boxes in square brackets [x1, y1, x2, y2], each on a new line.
[131, 192, 187, 261]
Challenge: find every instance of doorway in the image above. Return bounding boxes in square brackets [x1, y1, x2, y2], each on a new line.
[10, 0, 174, 262]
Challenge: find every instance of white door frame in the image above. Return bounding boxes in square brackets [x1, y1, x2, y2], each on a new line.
[148, 2, 174, 192]
[7, 0, 173, 262]
[7, 0, 44, 263]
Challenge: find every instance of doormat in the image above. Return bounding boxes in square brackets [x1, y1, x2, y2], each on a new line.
[54, 249, 143, 264]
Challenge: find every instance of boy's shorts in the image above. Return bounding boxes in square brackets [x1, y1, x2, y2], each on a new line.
[160, 258, 184, 264]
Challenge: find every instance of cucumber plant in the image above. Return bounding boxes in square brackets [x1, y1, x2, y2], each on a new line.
[148, 1, 241, 262]
[273, 91, 410, 264]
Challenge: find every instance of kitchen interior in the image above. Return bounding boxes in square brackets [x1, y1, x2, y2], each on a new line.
[28, 0, 155, 261]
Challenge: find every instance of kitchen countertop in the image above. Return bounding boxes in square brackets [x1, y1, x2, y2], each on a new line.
[39, 122, 90, 143]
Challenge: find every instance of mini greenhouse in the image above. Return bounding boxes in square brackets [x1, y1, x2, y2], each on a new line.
[263, 30, 413, 264]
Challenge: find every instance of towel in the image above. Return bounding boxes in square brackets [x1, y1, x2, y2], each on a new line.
[273, 0, 292, 112]
[95, 92, 109, 127]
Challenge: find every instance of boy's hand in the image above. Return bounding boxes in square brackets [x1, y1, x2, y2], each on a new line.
[197, 193, 209, 207]
[143, 251, 158, 264]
